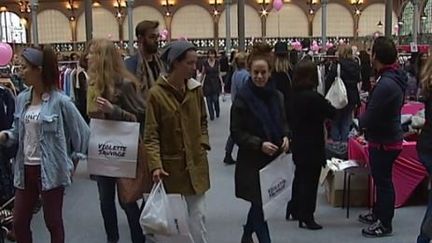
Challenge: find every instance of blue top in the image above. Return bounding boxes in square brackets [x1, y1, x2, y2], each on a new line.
[2, 87, 90, 191]
[231, 69, 250, 102]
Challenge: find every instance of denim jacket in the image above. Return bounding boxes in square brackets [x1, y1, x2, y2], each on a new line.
[2, 88, 90, 191]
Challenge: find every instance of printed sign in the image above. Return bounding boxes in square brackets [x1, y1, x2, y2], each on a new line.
[260, 153, 294, 220]
[88, 119, 140, 178]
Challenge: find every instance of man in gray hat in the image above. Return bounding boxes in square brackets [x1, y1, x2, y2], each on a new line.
[144, 41, 210, 243]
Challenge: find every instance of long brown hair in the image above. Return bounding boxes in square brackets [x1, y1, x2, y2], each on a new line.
[421, 54, 432, 98]
[87, 39, 139, 101]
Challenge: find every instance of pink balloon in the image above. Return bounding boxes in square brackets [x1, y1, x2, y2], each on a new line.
[0, 43, 13, 66]
[273, 0, 283, 11]
[160, 33, 167, 41]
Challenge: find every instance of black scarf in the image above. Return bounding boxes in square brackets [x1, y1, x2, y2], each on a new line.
[239, 79, 284, 146]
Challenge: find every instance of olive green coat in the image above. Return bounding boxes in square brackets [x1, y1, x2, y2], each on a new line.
[144, 76, 210, 195]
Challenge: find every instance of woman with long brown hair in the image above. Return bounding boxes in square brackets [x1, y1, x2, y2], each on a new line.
[417, 54, 432, 243]
[231, 43, 290, 243]
[86, 39, 146, 243]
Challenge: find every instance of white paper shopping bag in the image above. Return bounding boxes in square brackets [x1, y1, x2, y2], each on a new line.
[87, 119, 140, 178]
[260, 153, 295, 220]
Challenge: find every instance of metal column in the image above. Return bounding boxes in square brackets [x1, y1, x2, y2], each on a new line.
[238, 0, 245, 51]
[85, 0, 93, 42]
[321, 0, 328, 50]
[30, 0, 38, 46]
[384, 0, 393, 37]
[127, 0, 134, 55]
[412, 0, 419, 44]
[225, 0, 232, 53]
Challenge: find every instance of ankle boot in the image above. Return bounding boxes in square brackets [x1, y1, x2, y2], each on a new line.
[285, 203, 298, 221]
[241, 225, 254, 243]
[298, 219, 323, 230]
[224, 153, 236, 165]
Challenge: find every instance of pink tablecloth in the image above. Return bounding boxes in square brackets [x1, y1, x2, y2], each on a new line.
[348, 138, 428, 207]
[358, 101, 424, 118]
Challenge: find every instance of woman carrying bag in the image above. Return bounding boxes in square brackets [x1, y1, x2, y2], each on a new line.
[231, 43, 290, 243]
[86, 39, 148, 243]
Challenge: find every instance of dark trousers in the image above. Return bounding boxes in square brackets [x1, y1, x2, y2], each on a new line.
[292, 159, 322, 221]
[417, 152, 432, 243]
[369, 146, 401, 228]
[205, 94, 220, 120]
[225, 135, 235, 155]
[13, 165, 65, 243]
[96, 176, 145, 243]
[244, 204, 271, 243]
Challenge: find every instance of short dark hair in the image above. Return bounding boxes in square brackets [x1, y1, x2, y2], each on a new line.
[207, 49, 217, 57]
[135, 20, 159, 38]
[292, 59, 318, 90]
[372, 37, 397, 65]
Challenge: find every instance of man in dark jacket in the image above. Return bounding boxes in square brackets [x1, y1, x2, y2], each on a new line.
[358, 37, 407, 238]
[125, 20, 166, 101]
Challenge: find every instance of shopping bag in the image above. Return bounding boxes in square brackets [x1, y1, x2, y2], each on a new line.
[87, 119, 140, 178]
[260, 153, 294, 220]
[141, 185, 191, 236]
[325, 64, 348, 109]
[140, 181, 172, 235]
[117, 141, 152, 203]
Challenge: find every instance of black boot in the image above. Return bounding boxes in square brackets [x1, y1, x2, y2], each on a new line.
[285, 202, 298, 221]
[298, 219, 323, 230]
[241, 225, 254, 243]
[223, 153, 236, 165]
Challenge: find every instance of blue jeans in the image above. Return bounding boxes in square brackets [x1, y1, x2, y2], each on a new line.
[417, 152, 432, 243]
[96, 176, 145, 243]
[205, 94, 220, 120]
[245, 204, 271, 243]
[330, 106, 353, 142]
[369, 146, 401, 228]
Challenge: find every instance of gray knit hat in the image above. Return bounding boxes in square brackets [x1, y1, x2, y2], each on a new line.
[22, 48, 43, 67]
[160, 41, 196, 67]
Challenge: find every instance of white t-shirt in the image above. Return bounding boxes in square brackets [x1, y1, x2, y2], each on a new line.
[24, 105, 42, 165]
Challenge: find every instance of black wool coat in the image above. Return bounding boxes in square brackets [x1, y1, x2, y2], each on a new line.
[230, 91, 290, 204]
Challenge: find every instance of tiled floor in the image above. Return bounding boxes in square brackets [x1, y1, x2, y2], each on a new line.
[9, 98, 427, 243]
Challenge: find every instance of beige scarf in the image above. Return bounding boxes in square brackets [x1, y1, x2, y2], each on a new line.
[136, 51, 166, 100]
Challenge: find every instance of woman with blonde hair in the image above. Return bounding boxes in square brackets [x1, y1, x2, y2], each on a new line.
[86, 39, 146, 243]
[325, 44, 361, 143]
[417, 54, 432, 243]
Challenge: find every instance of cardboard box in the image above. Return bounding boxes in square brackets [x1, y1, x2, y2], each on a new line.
[321, 169, 369, 207]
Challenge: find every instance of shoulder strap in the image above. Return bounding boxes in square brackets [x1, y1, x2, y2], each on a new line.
[337, 64, 341, 79]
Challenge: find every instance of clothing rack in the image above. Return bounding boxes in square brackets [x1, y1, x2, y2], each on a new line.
[58, 61, 79, 65]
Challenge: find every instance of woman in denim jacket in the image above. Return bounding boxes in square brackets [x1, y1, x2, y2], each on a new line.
[86, 39, 146, 243]
[0, 46, 90, 243]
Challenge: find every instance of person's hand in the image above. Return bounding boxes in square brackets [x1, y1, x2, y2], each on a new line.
[152, 168, 170, 183]
[96, 97, 114, 114]
[261, 142, 279, 156]
[281, 137, 290, 153]
[0, 131, 7, 144]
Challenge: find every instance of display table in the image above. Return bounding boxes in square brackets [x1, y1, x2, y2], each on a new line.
[348, 138, 428, 207]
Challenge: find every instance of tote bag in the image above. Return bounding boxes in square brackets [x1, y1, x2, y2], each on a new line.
[325, 64, 348, 109]
[260, 153, 295, 220]
[87, 119, 140, 178]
